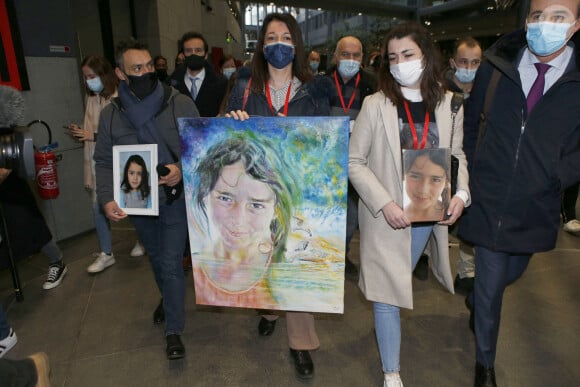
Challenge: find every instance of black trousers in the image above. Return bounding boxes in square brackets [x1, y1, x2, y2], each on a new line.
[471, 246, 531, 367]
[0, 357, 37, 387]
[561, 182, 579, 223]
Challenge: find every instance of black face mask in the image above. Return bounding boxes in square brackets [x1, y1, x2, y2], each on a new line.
[185, 54, 205, 71]
[155, 69, 168, 82]
[125, 72, 158, 100]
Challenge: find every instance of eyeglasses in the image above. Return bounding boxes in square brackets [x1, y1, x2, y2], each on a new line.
[527, 9, 575, 23]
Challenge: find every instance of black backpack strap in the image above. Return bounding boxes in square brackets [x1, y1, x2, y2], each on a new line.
[476, 68, 501, 150]
[449, 92, 464, 149]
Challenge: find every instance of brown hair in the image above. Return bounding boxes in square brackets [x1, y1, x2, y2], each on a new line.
[379, 22, 445, 113]
[453, 37, 482, 58]
[250, 13, 312, 94]
[81, 55, 118, 99]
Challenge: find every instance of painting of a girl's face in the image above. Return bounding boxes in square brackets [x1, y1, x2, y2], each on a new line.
[206, 160, 276, 252]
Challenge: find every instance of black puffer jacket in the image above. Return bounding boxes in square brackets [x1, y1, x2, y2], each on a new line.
[459, 30, 580, 254]
[225, 72, 331, 117]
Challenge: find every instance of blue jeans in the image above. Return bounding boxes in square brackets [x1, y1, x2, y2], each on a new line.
[373, 224, 434, 373]
[470, 247, 531, 367]
[92, 200, 112, 254]
[0, 304, 10, 339]
[130, 197, 188, 336]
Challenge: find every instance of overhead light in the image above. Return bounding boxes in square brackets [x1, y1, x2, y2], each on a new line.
[358, 12, 362, 16]
[424, 20, 431, 26]
[317, 7, 322, 11]
[467, 26, 472, 30]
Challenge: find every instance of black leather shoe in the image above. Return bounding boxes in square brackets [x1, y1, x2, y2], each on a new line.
[153, 299, 164, 325]
[290, 349, 314, 380]
[455, 274, 475, 295]
[413, 254, 429, 281]
[475, 363, 496, 387]
[166, 334, 185, 360]
[465, 296, 474, 334]
[258, 317, 277, 336]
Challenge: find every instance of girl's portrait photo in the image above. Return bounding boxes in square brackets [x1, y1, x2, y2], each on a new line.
[121, 154, 151, 209]
[402, 148, 451, 222]
[113, 144, 159, 216]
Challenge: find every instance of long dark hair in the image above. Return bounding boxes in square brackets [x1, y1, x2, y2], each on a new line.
[379, 22, 445, 113]
[121, 154, 150, 200]
[81, 55, 118, 99]
[251, 13, 312, 94]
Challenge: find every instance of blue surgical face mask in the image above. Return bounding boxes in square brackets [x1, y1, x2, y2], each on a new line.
[337, 59, 360, 79]
[309, 61, 320, 71]
[526, 21, 573, 56]
[454, 67, 477, 83]
[86, 76, 104, 93]
[223, 67, 236, 79]
[263, 42, 295, 69]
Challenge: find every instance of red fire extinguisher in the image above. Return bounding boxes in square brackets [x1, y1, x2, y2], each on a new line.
[28, 120, 60, 199]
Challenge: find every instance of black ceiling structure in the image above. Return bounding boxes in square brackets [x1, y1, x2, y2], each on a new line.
[241, 0, 528, 41]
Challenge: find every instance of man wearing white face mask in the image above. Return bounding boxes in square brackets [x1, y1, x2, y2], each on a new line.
[327, 36, 377, 278]
[459, 0, 580, 386]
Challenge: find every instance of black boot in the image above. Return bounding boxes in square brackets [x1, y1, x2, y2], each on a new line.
[413, 254, 429, 281]
[474, 363, 497, 387]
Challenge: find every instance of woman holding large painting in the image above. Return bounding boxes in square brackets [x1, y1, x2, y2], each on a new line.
[348, 22, 470, 386]
[225, 12, 331, 381]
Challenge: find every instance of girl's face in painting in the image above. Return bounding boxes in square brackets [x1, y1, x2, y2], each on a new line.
[207, 161, 276, 252]
[405, 155, 446, 212]
[127, 162, 143, 191]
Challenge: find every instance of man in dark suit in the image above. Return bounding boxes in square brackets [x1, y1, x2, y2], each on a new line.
[170, 31, 227, 117]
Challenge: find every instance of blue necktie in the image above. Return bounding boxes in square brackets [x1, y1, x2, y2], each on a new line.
[189, 77, 198, 100]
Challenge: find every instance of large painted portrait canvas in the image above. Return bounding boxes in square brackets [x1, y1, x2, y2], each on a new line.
[179, 117, 349, 314]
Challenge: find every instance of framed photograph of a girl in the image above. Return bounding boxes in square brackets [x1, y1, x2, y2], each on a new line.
[113, 144, 159, 216]
[402, 148, 451, 223]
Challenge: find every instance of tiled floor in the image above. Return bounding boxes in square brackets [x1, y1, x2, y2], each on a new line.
[1, 218, 579, 386]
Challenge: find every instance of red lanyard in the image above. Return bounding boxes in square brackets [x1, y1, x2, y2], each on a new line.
[403, 100, 430, 149]
[265, 80, 292, 116]
[334, 71, 360, 114]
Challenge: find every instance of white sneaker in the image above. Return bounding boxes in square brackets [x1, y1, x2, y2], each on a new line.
[87, 252, 116, 273]
[384, 372, 404, 387]
[563, 219, 580, 233]
[130, 241, 145, 257]
[0, 328, 17, 358]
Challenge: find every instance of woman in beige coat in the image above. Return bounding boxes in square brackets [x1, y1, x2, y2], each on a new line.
[348, 22, 470, 387]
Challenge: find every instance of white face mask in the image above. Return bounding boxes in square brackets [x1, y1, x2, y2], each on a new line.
[390, 58, 424, 88]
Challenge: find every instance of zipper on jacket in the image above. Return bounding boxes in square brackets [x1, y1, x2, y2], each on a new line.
[494, 108, 525, 248]
[514, 110, 525, 166]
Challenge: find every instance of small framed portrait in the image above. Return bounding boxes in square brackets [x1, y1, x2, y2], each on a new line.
[402, 148, 451, 223]
[113, 144, 158, 216]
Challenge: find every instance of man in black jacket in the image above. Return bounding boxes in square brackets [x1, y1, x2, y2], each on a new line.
[459, 0, 580, 385]
[170, 31, 227, 117]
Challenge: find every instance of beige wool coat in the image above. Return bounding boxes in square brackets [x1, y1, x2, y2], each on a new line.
[349, 90, 470, 309]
